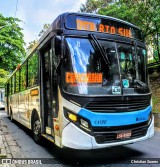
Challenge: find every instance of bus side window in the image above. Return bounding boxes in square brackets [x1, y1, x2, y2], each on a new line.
[5, 84, 7, 97]
[13, 74, 16, 94]
[9, 79, 12, 95]
[28, 52, 39, 87]
[15, 71, 20, 92]
[20, 63, 27, 91]
[12, 76, 15, 94]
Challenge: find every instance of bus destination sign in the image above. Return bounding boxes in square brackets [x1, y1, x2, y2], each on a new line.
[65, 15, 143, 40]
[76, 19, 132, 38]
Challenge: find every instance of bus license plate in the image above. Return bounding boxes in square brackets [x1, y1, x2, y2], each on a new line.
[117, 131, 131, 139]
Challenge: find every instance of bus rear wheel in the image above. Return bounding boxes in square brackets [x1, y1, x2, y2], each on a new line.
[32, 117, 42, 144]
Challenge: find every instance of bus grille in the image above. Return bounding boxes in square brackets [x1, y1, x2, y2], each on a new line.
[93, 122, 149, 144]
[85, 98, 150, 112]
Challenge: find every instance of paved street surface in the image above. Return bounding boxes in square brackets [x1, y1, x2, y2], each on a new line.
[0, 110, 160, 167]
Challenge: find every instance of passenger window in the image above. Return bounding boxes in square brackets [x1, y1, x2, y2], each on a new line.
[12, 76, 15, 94]
[20, 63, 27, 91]
[16, 71, 20, 92]
[9, 79, 12, 95]
[28, 52, 39, 87]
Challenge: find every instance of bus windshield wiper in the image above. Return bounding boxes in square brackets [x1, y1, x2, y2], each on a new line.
[89, 34, 110, 64]
[134, 79, 149, 93]
[131, 41, 149, 93]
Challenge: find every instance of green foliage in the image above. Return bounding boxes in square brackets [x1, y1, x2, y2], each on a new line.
[26, 40, 38, 53]
[99, 0, 160, 38]
[38, 23, 50, 37]
[80, 0, 113, 13]
[0, 14, 25, 72]
[148, 59, 156, 64]
[152, 96, 160, 113]
[28, 52, 38, 87]
[27, 23, 50, 52]
[0, 69, 9, 87]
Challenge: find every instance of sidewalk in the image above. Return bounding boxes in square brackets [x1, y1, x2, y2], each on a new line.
[0, 111, 16, 167]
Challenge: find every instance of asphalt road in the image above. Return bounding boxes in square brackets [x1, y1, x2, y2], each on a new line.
[0, 110, 160, 167]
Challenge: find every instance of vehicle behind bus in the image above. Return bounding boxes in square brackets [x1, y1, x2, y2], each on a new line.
[5, 12, 154, 150]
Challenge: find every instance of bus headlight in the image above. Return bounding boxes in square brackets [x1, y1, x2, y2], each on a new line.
[80, 119, 89, 128]
[64, 107, 91, 132]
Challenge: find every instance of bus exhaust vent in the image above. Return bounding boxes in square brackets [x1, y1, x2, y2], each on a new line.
[85, 98, 150, 112]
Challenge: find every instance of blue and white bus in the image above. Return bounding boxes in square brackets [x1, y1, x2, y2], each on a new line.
[5, 12, 154, 149]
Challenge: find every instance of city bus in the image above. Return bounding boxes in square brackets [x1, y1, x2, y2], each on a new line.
[5, 12, 154, 149]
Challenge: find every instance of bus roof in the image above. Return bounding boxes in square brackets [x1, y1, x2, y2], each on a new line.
[39, 12, 140, 45]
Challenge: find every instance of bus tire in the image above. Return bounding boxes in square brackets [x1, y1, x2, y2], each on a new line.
[32, 115, 42, 144]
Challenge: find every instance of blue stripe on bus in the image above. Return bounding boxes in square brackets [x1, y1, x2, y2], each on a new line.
[78, 106, 151, 127]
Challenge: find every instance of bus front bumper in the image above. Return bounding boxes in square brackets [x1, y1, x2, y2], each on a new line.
[61, 116, 154, 150]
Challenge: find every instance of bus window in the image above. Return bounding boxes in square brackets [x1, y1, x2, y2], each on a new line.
[62, 38, 120, 95]
[117, 43, 136, 86]
[20, 63, 27, 91]
[12, 76, 15, 94]
[16, 71, 20, 92]
[137, 47, 147, 83]
[9, 79, 12, 95]
[28, 52, 38, 87]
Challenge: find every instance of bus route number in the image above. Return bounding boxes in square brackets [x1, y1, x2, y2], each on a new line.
[95, 120, 107, 125]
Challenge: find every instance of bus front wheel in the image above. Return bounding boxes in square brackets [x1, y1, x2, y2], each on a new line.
[32, 117, 42, 144]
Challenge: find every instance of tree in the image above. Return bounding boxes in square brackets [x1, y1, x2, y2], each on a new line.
[26, 23, 50, 52]
[38, 23, 50, 37]
[26, 40, 38, 53]
[99, 0, 160, 59]
[0, 69, 8, 87]
[0, 14, 25, 71]
[80, 0, 114, 13]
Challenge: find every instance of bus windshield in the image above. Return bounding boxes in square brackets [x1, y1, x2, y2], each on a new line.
[62, 37, 148, 96]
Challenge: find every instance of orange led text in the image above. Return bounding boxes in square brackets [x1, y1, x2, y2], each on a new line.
[76, 19, 132, 38]
[66, 72, 102, 84]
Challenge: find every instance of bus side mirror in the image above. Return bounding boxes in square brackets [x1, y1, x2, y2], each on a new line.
[55, 36, 61, 56]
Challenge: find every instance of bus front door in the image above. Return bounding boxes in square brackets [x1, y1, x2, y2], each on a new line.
[41, 46, 54, 136]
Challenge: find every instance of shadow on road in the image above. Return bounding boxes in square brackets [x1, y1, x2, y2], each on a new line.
[39, 134, 145, 166]
[52, 146, 144, 166]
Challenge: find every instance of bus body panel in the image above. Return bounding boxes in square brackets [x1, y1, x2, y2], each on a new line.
[8, 86, 41, 130]
[62, 116, 154, 149]
[57, 94, 153, 149]
[78, 106, 151, 127]
[10, 94, 19, 122]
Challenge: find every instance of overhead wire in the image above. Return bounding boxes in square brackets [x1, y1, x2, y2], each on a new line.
[14, 0, 19, 19]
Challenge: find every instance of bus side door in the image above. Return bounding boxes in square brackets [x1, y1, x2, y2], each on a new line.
[40, 43, 55, 136]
